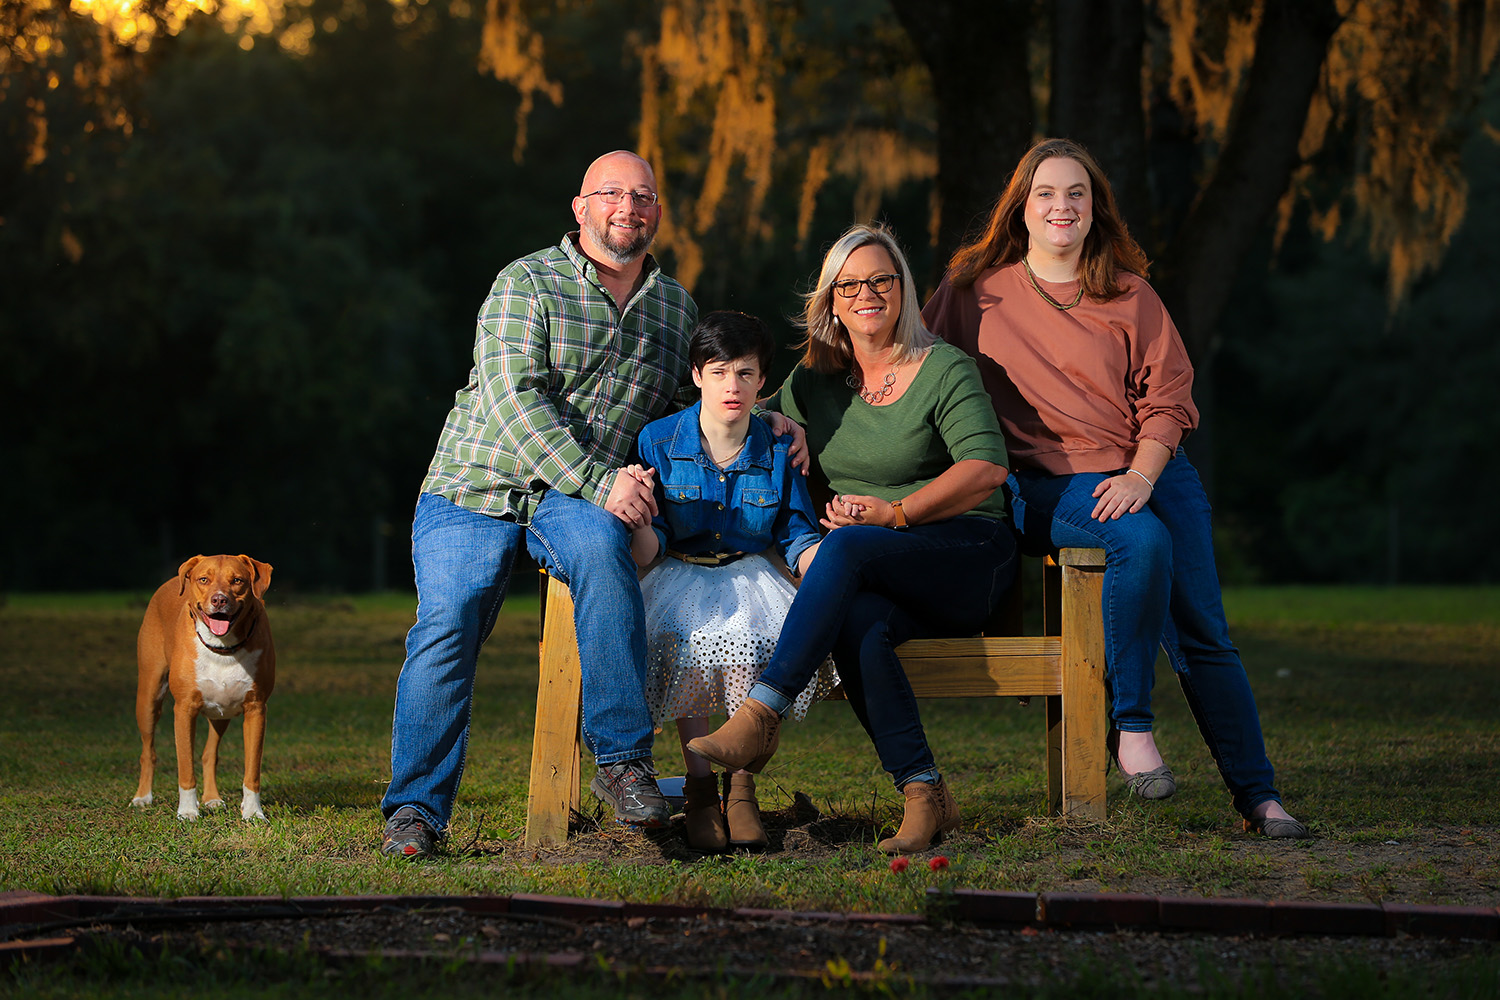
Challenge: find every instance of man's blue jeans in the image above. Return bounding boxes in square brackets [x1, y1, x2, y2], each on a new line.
[1007, 450, 1279, 816]
[382, 491, 654, 829]
[748, 516, 1017, 789]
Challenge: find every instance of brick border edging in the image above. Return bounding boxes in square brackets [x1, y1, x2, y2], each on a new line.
[936, 889, 1500, 940]
[3, 888, 1497, 967]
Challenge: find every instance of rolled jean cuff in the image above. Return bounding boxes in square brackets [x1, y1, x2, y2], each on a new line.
[593, 750, 653, 767]
[894, 767, 940, 789]
[747, 681, 793, 717]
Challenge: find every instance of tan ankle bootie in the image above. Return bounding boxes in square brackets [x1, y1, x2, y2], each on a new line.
[682, 774, 727, 852]
[724, 771, 768, 848]
[685, 698, 780, 773]
[877, 777, 960, 854]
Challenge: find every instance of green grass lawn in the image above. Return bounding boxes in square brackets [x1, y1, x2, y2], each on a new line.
[1, 584, 1497, 908]
[4, 584, 1499, 997]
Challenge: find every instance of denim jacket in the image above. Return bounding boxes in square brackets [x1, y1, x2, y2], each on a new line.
[636, 402, 821, 574]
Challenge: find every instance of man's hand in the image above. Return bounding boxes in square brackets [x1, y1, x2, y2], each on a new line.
[604, 465, 658, 529]
[762, 410, 810, 474]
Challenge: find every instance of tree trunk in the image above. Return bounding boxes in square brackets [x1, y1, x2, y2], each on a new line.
[1152, 0, 1341, 487]
[888, 0, 1034, 282]
[1154, 0, 1342, 364]
[1049, 0, 1150, 235]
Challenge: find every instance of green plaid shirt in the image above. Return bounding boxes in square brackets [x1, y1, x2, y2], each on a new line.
[420, 234, 698, 522]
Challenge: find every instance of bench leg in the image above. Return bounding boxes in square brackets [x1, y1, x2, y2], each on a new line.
[525, 577, 582, 847]
[1045, 695, 1063, 813]
[1058, 559, 1108, 819]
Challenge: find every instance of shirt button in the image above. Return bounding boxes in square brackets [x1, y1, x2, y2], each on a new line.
[717, 503, 724, 510]
[714, 532, 721, 539]
[719, 475, 726, 482]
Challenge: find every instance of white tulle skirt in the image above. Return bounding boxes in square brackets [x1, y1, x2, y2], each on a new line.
[640, 552, 839, 725]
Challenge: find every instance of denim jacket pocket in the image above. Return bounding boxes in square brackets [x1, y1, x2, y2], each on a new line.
[737, 486, 779, 538]
[663, 483, 702, 505]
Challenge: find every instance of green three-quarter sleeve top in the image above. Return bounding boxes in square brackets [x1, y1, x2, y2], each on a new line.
[767, 341, 1011, 523]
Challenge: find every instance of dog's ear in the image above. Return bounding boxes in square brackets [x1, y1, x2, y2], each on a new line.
[240, 556, 273, 599]
[176, 555, 204, 596]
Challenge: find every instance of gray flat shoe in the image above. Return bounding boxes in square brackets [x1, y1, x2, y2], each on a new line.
[1107, 728, 1176, 800]
[1121, 763, 1176, 800]
[1245, 815, 1312, 839]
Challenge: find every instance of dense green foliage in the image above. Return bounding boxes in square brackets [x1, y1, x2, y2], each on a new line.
[1, 3, 1496, 589]
[1217, 103, 1500, 584]
[0, 2, 931, 592]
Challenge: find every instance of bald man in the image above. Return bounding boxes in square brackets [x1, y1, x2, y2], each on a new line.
[380, 152, 697, 857]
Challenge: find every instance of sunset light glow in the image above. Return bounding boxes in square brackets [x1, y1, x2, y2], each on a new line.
[64, 0, 321, 52]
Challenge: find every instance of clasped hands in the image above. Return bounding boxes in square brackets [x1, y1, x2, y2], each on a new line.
[604, 410, 811, 529]
[822, 493, 900, 531]
[605, 464, 659, 529]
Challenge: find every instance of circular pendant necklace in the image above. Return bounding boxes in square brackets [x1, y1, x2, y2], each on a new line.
[847, 368, 897, 405]
[1022, 256, 1084, 311]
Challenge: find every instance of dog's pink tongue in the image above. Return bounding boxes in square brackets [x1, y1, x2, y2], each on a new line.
[207, 616, 232, 637]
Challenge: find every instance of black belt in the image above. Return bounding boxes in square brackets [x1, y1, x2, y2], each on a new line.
[666, 549, 745, 567]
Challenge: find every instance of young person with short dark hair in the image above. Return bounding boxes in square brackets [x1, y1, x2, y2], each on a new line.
[631, 311, 836, 852]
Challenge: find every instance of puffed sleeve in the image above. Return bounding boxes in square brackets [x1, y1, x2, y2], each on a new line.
[1126, 280, 1199, 452]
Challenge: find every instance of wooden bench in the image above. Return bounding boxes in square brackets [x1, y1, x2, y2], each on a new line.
[524, 547, 1108, 847]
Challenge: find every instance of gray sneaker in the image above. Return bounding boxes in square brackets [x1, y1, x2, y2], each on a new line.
[381, 806, 441, 859]
[590, 759, 671, 827]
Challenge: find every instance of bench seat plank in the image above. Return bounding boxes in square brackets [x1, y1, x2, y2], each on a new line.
[891, 637, 1064, 697]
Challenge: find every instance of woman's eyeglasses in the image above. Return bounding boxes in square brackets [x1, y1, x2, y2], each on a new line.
[832, 274, 900, 298]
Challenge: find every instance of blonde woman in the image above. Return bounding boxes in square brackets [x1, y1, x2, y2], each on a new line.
[687, 224, 1017, 854]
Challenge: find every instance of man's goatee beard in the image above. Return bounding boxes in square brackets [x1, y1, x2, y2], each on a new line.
[589, 217, 657, 265]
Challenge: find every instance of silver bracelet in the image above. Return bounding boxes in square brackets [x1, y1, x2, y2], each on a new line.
[1127, 468, 1155, 490]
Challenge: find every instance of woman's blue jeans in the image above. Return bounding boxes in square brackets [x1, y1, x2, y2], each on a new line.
[1007, 450, 1279, 816]
[382, 491, 655, 829]
[749, 516, 1017, 788]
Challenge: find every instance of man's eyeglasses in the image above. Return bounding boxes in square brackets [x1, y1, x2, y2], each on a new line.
[832, 274, 900, 298]
[581, 188, 659, 208]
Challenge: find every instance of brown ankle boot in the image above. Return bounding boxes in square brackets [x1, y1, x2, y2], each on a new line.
[724, 771, 768, 848]
[685, 698, 780, 773]
[682, 774, 727, 852]
[877, 777, 960, 854]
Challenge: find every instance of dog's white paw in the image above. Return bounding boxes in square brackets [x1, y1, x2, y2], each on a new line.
[177, 787, 200, 821]
[241, 786, 265, 821]
[203, 798, 226, 810]
[131, 793, 153, 808]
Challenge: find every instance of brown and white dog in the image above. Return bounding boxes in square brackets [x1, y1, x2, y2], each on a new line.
[132, 554, 276, 820]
